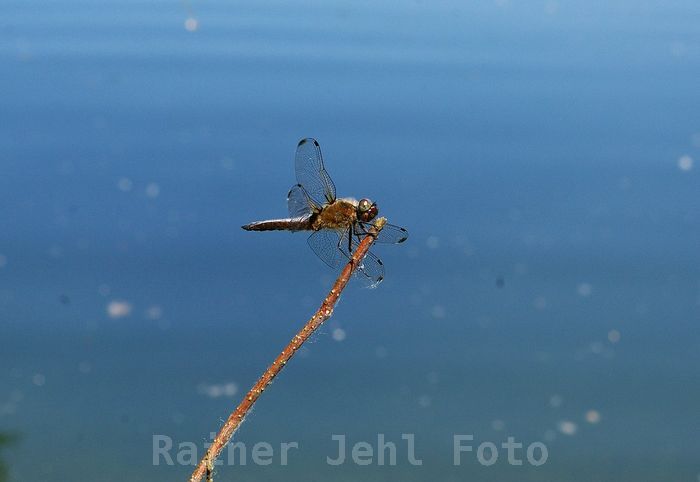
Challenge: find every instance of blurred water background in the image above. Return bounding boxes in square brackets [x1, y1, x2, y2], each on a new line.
[1, 1, 699, 480]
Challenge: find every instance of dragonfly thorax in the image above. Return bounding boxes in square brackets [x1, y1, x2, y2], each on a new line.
[312, 199, 358, 231]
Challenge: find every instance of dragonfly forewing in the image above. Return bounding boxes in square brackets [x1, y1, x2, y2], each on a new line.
[353, 249, 384, 287]
[355, 222, 409, 244]
[295, 138, 336, 206]
[340, 228, 385, 287]
[308, 227, 386, 287]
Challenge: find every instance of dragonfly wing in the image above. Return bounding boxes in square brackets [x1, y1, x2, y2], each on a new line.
[287, 184, 319, 218]
[295, 138, 336, 207]
[309, 228, 385, 287]
[339, 228, 385, 287]
[353, 249, 385, 288]
[307, 229, 344, 269]
[355, 222, 409, 244]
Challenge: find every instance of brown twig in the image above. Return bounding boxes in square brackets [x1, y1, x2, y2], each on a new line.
[205, 453, 213, 482]
[188, 218, 387, 482]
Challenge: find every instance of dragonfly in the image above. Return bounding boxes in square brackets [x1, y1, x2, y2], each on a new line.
[242, 138, 408, 287]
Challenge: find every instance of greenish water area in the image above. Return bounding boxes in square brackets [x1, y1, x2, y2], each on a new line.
[1, 1, 699, 481]
[0, 432, 18, 482]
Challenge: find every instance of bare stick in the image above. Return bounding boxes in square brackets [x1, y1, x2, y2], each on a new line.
[205, 454, 213, 482]
[188, 218, 387, 482]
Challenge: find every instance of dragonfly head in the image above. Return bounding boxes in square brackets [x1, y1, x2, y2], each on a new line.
[357, 198, 378, 222]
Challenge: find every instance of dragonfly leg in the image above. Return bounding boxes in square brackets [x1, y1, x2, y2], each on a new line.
[355, 221, 380, 239]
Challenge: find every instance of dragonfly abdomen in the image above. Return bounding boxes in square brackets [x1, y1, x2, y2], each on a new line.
[242, 217, 313, 232]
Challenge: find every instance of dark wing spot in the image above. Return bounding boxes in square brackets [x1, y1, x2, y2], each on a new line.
[286, 184, 303, 198]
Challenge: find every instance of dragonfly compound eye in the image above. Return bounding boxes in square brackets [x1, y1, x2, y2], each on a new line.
[358, 199, 378, 222]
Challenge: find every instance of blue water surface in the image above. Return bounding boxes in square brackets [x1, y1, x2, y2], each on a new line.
[1, 1, 699, 481]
